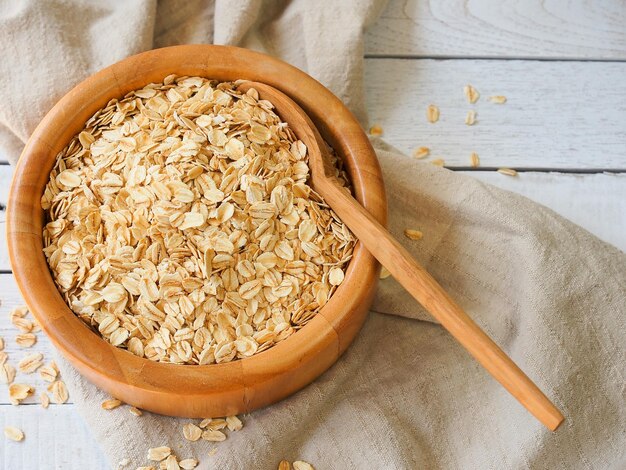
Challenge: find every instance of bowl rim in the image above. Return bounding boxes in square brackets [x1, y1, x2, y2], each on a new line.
[7, 45, 387, 416]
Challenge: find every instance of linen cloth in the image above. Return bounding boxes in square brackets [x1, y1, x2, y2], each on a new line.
[1, 1, 625, 469]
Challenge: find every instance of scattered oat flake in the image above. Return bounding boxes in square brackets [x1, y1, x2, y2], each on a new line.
[464, 85, 480, 104]
[10, 306, 28, 320]
[179, 458, 199, 470]
[278, 461, 292, 470]
[379, 266, 391, 279]
[368, 125, 383, 136]
[183, 423, 202, 441]
[4, 426, 24, 442]
[40, 392, 50, 409]
[49, 380, 69, 404]
[18, 352, 43, 373]
[489, 95, 507, 104]
[198, 418, 212, 429]
[15, 333, 37, 348]
[206, 418, 227, 430]
[39, 364, 58, 382]
[101, 398, 122, 410]
[0, 336, 4, 350]
[404, 229, 423, 241]
[9, 383, 33, 404]
[226, 415, 243, 431]
[202, 429, 226, 442]
[426, 105, 439, 123]
[497, 168, 518, 176]
[465, 110, 477, 126]
[129, 406, 143, 416]
[137, 467, 156, 470]
[148, 446, 171, 461]
[12, 317, 34, 333]
[208, 448, 218, 457]
[164, 455, 180, 470]
[293, 462, 315, 470]
[1, 363, 16, 384]
[470, 152, 480, 168]
[412, 147, 430, 159]
[430, 159, 445, 167]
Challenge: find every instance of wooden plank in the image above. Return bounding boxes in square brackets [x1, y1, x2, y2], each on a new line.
[365, 0, 626, 59]
[0, 404, 108, 469]
[364, 58, 626, 169]
[466, 171, 626, 252]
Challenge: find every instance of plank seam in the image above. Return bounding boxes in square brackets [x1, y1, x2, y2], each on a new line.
[364, 55, 626, 63]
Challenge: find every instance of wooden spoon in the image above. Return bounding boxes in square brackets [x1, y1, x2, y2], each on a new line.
[239, 81, 565, 431]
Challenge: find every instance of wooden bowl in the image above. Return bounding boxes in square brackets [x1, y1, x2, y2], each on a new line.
[7, 45, 387, 417]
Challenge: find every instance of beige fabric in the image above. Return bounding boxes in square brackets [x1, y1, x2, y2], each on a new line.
[1, 1, 624, 469]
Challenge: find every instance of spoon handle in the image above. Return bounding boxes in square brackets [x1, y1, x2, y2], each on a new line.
[318, 179, 565, 431]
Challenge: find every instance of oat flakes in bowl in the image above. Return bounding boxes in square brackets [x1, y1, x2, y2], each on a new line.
[8, 45, 384, 417]
[41, 77, 355, 365]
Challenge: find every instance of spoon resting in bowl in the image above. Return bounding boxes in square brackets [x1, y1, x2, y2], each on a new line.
[238, 81, 564, 431]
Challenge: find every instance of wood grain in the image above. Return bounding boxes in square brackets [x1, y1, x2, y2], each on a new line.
[0, 405, 107, 469]
[365, 0, 626, 59]
[469, 171, 626, 252]
[365, 58, 626, 169]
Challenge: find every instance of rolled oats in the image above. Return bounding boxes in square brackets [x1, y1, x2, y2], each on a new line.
[179, 458, 199, 469]
[470, 152, 480, 167]
[404, 229, 423, 241]
[40, 392, 50, 409]
[1, 363, 16, 384]
[49, 380, 69, 404]
[293, 462, 315, 470]
[183, 423, 202, 441]
[15, 333, 37, 348]
[101, 398, 122, 410]
[489, 95, 507, 104]
[202, 429, 226, 442]
[18, 352, 43, 374]
[41, 77, 355, 365]
[9, 383, 33, 405]
[426, 105, 439, 123]
[4, 426, 24, 442]
[464, 85, 480, 104]
[39, 363, 58, 382]
[164, 455, 180, 470]
[379, 266, 391, 279]
[368, 125, 383, 136]
[148, 447, 171, 461]
[225, 415, 243, 431]
[497, 168, 518, 176]
[465, 110, 477, 126]
[412, 147, 430, 159]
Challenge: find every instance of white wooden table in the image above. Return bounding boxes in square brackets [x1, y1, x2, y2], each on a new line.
[1, 1, 625, 468]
